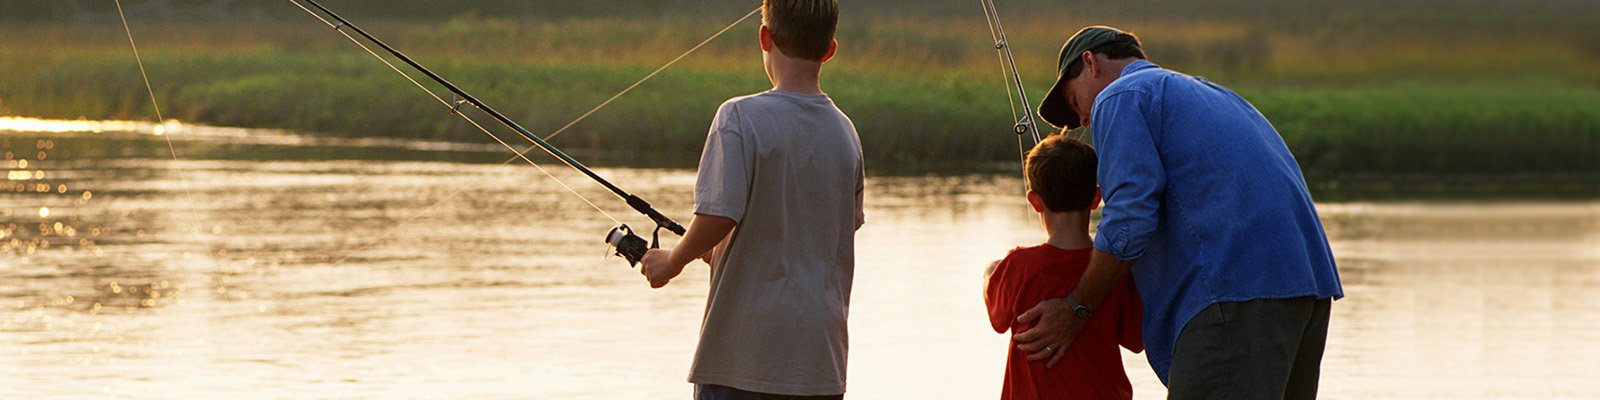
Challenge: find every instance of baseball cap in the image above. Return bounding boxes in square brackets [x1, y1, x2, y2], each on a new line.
[1037, 26, 1139, 130]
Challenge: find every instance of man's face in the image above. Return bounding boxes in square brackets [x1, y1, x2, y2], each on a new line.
[1062, 73, 1103, 129]
[1061, 54, 1112, 129]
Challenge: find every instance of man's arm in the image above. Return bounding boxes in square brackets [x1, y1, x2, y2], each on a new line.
[639, 214, 736, 288]
[1013, 250, 1134, 366]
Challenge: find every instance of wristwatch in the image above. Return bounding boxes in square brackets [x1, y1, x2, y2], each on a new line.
[1065, 295, 1093, 319]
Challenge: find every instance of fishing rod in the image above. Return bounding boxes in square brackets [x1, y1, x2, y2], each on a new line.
[289, 0, 682, 266]
[979, 0, 1043, 169]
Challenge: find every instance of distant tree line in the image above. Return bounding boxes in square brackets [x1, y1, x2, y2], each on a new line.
[4, 0, 1595, 27]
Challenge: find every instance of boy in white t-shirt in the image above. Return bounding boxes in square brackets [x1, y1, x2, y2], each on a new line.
[639, 1, 864, 399]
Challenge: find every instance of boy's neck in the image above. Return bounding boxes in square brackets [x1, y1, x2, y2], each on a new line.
[1042, 210, 1094, 251]
[766, 52, 824, 95]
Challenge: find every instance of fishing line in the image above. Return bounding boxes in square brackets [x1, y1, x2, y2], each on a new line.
[115, 0, 192, 198]
[980, 0, 1041, 145]
[292, 0, 687, 237]
[979, 0, 1042, 187]
[980, 0, 1028, 176]
[980, 1, 1021, 133]
[114, 0, 262, 275]
[368, 5, 761, 253]
[287, 0, 765, 264]
[540, 6, 760, 143]
[289, 2, 760, 261]
[286, 0, 621, 225]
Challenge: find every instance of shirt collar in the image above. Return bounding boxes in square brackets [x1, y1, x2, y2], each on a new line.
[1121, 59, 1158, 76]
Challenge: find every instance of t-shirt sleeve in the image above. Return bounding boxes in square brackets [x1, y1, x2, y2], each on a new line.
[984, 257, 1016, 334]
[1115, 276, 1145, 353]
[693, 102, 753, 222]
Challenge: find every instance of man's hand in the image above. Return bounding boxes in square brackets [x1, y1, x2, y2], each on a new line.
[640, 248, 686, 289]
[1014, 297, 1086, 368]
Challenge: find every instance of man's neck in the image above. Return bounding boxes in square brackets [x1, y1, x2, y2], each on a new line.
[1042, 210, 1094, 250]
[1101, 58, 1140, 81]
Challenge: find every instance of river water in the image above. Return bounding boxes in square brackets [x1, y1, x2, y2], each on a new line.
[1, 119, 1597, 399]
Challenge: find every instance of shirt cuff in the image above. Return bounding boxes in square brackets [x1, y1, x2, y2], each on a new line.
[1094, 227, 1144, 261]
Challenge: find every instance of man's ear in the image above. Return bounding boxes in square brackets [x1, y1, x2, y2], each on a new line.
[1080, 50, 1097, 79]
[1090, 187, 1103, 211]
[759, 25, 774, 52]
[820, 40, 837, 63]
[1027, 190, 1046, 213]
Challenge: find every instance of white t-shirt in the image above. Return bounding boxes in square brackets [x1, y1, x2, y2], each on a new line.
[689, 90, 865, 396]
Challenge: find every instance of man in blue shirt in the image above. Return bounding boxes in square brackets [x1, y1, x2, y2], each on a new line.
[1011, 26, 1344, 399]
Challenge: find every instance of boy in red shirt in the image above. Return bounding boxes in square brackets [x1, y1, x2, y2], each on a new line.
[985, 135, 1143, 400]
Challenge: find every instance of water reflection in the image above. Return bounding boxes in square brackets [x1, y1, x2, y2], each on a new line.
[0, 120, 1597, 398]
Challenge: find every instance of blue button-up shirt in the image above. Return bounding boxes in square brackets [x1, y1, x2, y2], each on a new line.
[1090, 60, 1344, 384]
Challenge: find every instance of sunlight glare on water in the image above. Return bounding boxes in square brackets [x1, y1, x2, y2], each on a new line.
[0, 117, 182, 136]
[0, 121, 1596, 399]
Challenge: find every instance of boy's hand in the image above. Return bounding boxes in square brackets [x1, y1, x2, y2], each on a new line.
[640, 249, 686, 289]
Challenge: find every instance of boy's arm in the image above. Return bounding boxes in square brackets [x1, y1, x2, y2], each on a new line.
[983, 260, 999, 303]
[640, 214, 736, 289]
[854, 161, 866, 231]
[643, 100, 747, 288]
[1117, 278, 1145, 353]
[984, 259, 1013, 333]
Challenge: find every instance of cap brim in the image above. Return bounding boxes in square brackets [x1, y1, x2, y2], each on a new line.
[1037, 74, 1079, 130]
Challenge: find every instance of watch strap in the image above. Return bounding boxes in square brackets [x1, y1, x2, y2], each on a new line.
[1066, 294, 1093, 318]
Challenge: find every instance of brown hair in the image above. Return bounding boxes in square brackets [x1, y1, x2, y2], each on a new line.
[1025, 134, 1098, 212]
[762, 0, 839, 62]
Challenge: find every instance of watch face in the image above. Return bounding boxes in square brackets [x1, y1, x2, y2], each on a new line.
[1074, 307, 1092, 319]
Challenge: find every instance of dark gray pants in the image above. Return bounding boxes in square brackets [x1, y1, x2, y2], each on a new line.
[695, 385, 842, 400]
[1167, 297, 1332, 400]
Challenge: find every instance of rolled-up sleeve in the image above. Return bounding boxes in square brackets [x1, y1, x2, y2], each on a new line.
[1092, 91, 1165, 261]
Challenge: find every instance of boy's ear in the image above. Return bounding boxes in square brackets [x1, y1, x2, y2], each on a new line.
[1090, 187, 1103, 211]
[759, 25, 774, 52]
[820, 40, 837, 63]
[1026, 190, 1046, 213]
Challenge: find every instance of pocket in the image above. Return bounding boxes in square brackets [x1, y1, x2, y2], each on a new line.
[1183, 302, 1227, 337]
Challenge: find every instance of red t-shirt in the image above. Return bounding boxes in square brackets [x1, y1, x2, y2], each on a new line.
[985, 244, 1144, 400]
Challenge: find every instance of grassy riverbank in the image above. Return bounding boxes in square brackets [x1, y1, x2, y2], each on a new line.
[2, 1, 1597, 183]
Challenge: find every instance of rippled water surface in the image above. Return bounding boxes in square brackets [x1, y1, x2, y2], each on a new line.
[2, 121, 1597, 398]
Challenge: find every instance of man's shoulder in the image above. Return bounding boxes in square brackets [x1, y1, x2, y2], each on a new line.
[1102, 61, 1174, 98]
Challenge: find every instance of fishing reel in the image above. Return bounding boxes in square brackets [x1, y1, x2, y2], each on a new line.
[604, 224, 660, 267]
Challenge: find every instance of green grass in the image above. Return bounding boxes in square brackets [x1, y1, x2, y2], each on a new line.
[1, 9, 1597, 188]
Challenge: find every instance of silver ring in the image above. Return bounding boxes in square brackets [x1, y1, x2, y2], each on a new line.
[1044, 346, 1053, 352]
